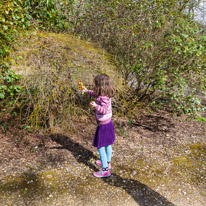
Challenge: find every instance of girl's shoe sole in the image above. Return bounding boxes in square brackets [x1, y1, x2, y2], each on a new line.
[93, 174, 111, 178]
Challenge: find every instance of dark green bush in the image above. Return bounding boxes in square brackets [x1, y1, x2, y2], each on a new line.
[0, 64, 22, 99]
[23, 0, 70, 31]
[0, 0, 30, 100]
[0, 0, 72, 101]
[73, 0, 206, 115]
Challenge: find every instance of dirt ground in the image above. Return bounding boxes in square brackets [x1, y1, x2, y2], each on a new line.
[0, 110, 205, 206]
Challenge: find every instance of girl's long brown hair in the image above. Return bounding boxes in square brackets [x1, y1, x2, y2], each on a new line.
[94, 74, 114, 97]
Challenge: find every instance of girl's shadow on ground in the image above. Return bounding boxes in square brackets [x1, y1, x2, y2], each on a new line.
[50, 134, 175, 206]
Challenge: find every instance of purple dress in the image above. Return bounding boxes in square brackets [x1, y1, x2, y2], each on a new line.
[92, 120, 115, 148]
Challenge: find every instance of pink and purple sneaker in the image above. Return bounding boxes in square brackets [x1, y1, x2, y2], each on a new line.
[96, 160, 111, 170]
[93, 169, 111, 178]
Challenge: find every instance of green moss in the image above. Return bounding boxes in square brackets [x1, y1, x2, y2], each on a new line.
[0, 168, 106, 203]
[167, 143, 206, 185]
[190, 143, 206, 158]
[11, 31, 121, 87]
[112, 144, 205, 190]
[0, 172, 45, 198]
[172, 156, 192, 167]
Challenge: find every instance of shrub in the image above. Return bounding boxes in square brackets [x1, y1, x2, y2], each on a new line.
[23, 0, 70, 31]
[0, 0, 30, 101]
[0, 0, 71, 101]
[0, 64, 22, 100]
[11, 32, 121, 130]
[74, 0, 206, 115]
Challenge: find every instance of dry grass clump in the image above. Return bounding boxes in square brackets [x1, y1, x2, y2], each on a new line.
[10, 31, 122, 131]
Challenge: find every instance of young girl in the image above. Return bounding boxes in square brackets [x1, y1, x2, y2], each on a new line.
[83, 74, 115, 177]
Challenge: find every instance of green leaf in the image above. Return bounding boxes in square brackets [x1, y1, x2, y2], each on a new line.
[0, 93, 5, 99]
[3, 25, 8, 30]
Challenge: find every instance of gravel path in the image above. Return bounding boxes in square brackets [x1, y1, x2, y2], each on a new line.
[0, 112, 205, 206]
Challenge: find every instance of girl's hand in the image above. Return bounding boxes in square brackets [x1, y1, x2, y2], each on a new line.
[82, 87, 88, 93]
[90, 101, 97, 108]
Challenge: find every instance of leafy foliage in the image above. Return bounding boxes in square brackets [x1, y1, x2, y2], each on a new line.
[0, 0, 72, 101]
[23, 0, 70, 31]
[0, 0, 30, 100]
[0, 64, 22, 99]
[0, 0, 31, 58]
[73, 0, 206, 115]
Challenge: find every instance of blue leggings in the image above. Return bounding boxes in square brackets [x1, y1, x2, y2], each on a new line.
[97, 145, 112, 169]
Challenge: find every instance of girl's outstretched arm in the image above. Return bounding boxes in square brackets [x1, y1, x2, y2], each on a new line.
[87, 90, 98, 98]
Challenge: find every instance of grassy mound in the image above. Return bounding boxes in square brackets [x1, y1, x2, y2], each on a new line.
[10, 31, 122, 132]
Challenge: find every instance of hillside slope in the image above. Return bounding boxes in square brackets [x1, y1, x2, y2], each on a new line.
[9, 31, 122, 130]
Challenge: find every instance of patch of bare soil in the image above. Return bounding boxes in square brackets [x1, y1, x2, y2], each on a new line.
[0, 110, 205, 206]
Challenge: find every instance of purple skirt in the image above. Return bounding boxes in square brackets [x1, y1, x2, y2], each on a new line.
[92, 120, 115, 148]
